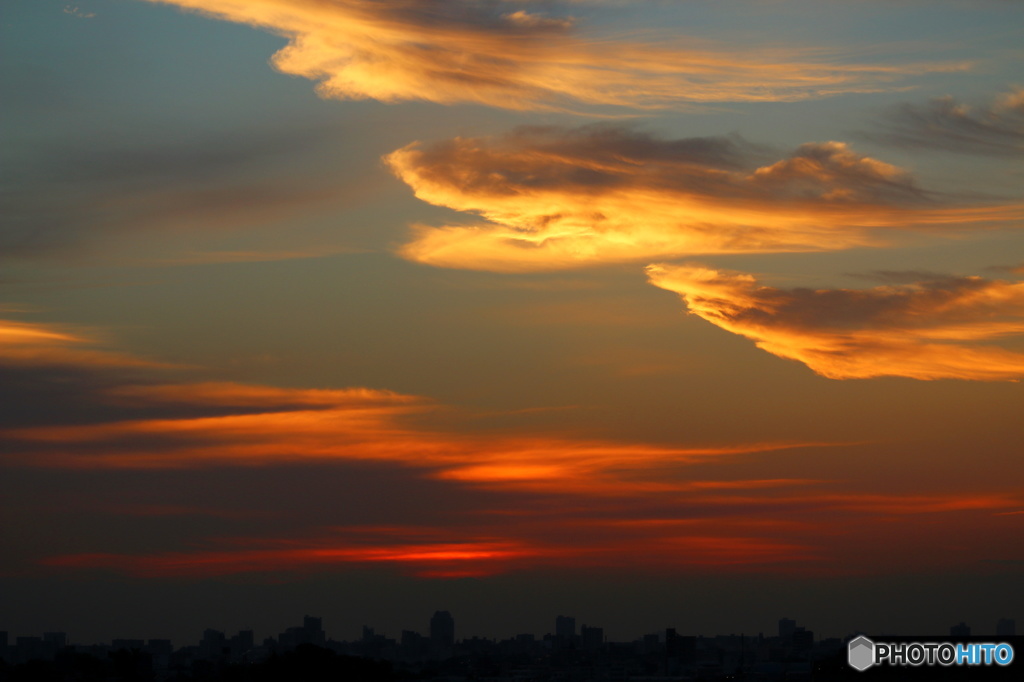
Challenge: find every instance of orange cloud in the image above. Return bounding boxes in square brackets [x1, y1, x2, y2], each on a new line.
[42, 536, 547, 578]
[141, 0, 965, 111]
[107, 381, 421, 409]
[387, 126, 1024, 272]
[647, 264, 1024, 380]
[9, 315, 1023, 578]
[40, 487, 1021, 579]
[426, 440, 834, 496]
[0, 318, 167, 369]
[40, 530, 816, 578]
[1, 317, 834, 489]
[3, 381, 832, 492]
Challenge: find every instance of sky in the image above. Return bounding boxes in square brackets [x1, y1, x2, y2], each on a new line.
[1, 0, 1023, 645]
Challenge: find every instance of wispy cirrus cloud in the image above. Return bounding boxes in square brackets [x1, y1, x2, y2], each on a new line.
[647, 264, 1024, 381]
[2, 127, 352, 263]
[41, 532, 815, 578]
[152, 247, 364, 266]
[0, 318, 832, 576]
[387, 125, 1024, 272]
[43, 532, 547, 579]
[39, 488, 1023, 578]
[63, 5, 96, 19]
[141, 0, 967, 111]
[0, 315, 829, 486]
[4, 376, 829, 487]
[864, 86, 1024, 157]
[0, 318, 168, 370]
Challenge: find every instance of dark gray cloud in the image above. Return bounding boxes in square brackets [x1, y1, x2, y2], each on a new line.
[987, 262, 1024, 274]
[845, 269, 955, 284]
[395, 124, 773, 193]
[0, 127, 340, 261]
[863, 87, 1024, 157]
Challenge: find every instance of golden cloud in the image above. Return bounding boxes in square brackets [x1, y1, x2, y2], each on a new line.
[142, 0, 966, 110]
[387, 126, 1024, 271]
[647, 264, 1024, 380]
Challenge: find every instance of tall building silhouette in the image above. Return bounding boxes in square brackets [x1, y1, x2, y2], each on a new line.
[580, 625, 603, 652]
[198, 629, 226, 661]
[279, 616, 325, 647]
[996, 618, 1016, 636]
[430, 611, 454, 647]
[303, 616, 326, 645]
[556, 615, 576, 638]
[42, 632, 66, 649]
[778, 618, 796, 639]
[792, 626, 813, 650]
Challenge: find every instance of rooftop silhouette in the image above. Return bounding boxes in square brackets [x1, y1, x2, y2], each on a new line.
[2, 614, 1021, 681]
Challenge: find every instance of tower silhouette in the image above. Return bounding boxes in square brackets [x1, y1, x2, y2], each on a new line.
[430, 611, 454, 647]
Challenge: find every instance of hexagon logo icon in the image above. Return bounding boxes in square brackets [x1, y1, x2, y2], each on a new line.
[848, 635, 875, 671]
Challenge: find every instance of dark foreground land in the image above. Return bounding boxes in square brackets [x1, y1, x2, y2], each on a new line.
[3, 639, 1024, 682]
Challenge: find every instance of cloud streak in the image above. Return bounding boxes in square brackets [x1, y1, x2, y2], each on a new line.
[0, 316, 829, 487]
[141, 0, 966, 111]
[43, 534, 545, 579]
[41, 533, 812, 578]
[4, 376, 828, 490]
[865, 87, 1024, 156]
[39, 487, 1022, 579]
[6, 315, 1022, 579]
[0, 318, 169, 370]
[647, 264, 1024, 380]
[387, 125, 1024, 272]
[2, 126, 351, 263]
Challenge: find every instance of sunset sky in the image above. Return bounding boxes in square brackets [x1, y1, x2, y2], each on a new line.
[2, 0, 1023, 644]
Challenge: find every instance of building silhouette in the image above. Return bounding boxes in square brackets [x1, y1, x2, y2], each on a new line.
[792, 626, 813, 651]
[198, 629, 226, 661]
[9, 612, 1011, 681]
[950, 622, 971, 636]
[580, 625, 603, 653]
[279, 615, 326, 648]
[42, 632, 66, 649]
[666, 628, 696, 666]
[778, 618, 796, 640]
[555, 615, 575, 638]
[430, 611, 454, 647]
